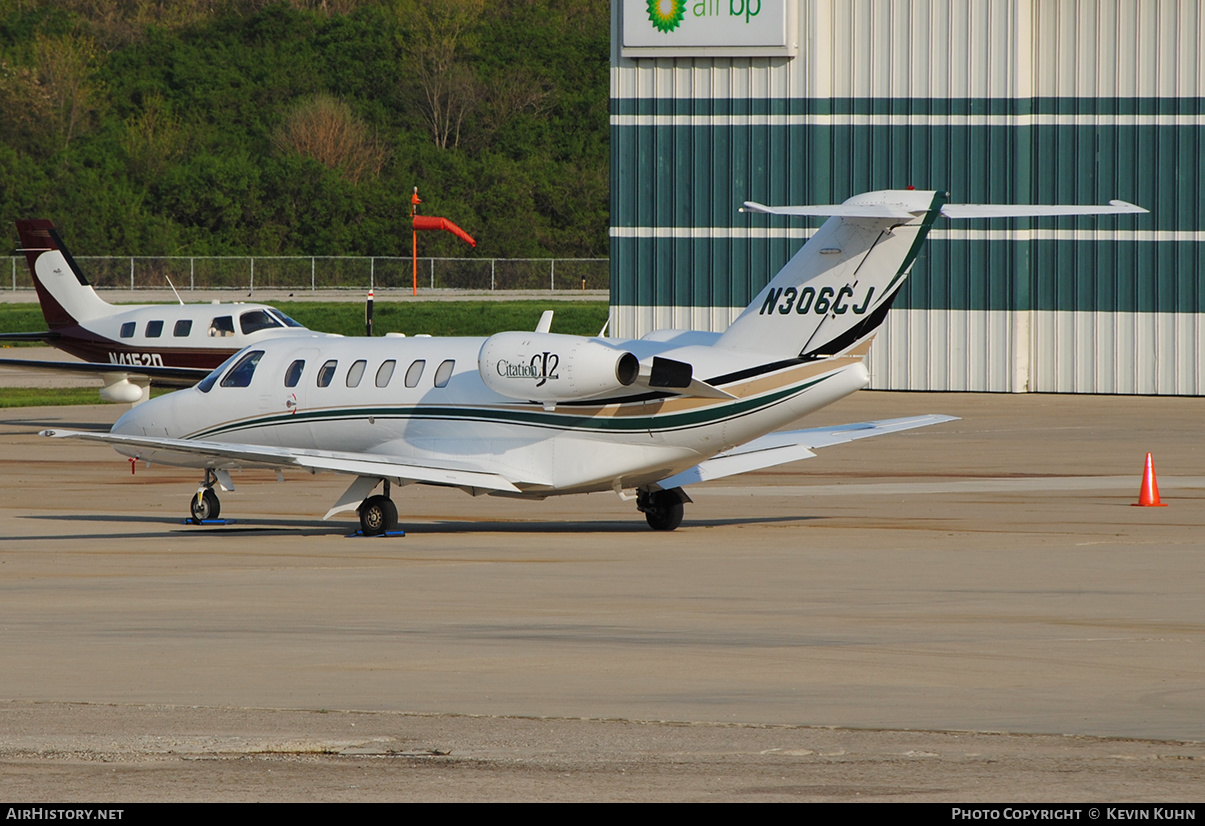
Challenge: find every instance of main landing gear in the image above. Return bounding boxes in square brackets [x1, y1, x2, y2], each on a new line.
[357, 480, 399, 536]
[637, 487, 690, 531]
[190, 470, 221, 524]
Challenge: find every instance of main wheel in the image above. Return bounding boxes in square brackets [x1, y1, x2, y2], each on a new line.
[358, 494, 398, 536]
[643, 489, 685, 531]
[190, 488, 220, 524]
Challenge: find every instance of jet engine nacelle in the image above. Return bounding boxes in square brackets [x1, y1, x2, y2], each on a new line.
[478, 332, 639, 402]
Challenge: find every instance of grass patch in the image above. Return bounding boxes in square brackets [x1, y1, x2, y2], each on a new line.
[0, 300, 611, 340]
[0, 300, 613, 407]
[0, 386, 172, 407]
[0, 387, 107, 407]
[276, 300, 609, 338]
[0, 306, 53, 345]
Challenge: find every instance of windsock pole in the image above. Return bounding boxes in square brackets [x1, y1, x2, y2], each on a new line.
[409, 187, 477, 297]
[411, 188, 421, 297]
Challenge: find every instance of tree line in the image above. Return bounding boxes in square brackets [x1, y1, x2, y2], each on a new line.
[0, 0, 610, 259]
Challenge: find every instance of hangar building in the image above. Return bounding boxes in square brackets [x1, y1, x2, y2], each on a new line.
[609, 0, 1204, 394]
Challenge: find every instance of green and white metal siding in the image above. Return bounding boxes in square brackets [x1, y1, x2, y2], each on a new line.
[610, 0, 1205, 393]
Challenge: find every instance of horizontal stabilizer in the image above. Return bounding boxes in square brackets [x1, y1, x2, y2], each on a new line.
[742, 201, 919, 219]
[745, 199, 1148, 220]
[655, 414, 958, 489]
[940, 200, 1147, 219]
[0, 331, 59, 343]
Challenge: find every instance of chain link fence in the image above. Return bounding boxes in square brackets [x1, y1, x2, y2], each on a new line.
[2, 256, 609, 292]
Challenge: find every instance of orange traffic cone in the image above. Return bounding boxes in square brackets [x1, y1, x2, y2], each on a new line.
[1133, 452, 1167, 507]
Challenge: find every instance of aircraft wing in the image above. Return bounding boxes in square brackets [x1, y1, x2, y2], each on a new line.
[39, 429, 525, 494]
[654, 414, 958, 489]
[0, 331, 59, 343]
[0, 357, 210, 388]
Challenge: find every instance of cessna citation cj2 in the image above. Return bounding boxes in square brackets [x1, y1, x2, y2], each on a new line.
[0, 219, 318, 403]
[42, 190, 1146, 533]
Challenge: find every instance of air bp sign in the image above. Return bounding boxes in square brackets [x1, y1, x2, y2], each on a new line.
[621, 0, 794, 56]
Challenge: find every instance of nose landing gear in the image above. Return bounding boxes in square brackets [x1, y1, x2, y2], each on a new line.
[190, 470, 222, 524]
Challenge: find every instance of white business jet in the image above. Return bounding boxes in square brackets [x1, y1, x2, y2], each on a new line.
[0, 219, 319, 403]
[42, 189, 1145, 532]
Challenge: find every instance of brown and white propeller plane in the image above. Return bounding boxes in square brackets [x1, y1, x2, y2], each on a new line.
[0, 220, 321, 403]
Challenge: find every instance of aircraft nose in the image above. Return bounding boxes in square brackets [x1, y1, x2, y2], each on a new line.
[111, 391, 183, 437]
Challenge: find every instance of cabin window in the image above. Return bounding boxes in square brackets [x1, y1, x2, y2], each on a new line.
[120, 322, 135, 338]
[173, 319, 192, 337]
[219, 350, 264, 388]
[240, 309, 283, 335]
[404, 359, 426, 388]
[146, 320, 163, 338]
[346, 359, 367, 388]
[209, 316, 235, 337]
[375, 360, 396, 387]
[317, 359, 337, 388]
[284, 359, 305, 388]
[433, 359, 455, 387]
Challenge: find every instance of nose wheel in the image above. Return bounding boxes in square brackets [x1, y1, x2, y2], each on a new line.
[190, 480, 221, 524]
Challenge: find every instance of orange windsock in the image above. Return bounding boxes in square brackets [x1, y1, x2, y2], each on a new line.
[413, 215, 476, 247]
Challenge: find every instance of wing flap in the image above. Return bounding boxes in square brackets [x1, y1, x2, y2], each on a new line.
[655, 414, 958, 489]
[657, 443, 817, 488]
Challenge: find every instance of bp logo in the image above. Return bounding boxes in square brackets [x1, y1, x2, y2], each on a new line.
[646, 0, 685, 33]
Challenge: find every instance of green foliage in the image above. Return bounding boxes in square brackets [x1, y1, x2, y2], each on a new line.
[0, 0, 610, 259]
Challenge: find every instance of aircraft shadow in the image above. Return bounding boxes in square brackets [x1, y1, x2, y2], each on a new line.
[409, 515, 818, 534]
[17, 513, 350, 538]
[22, 514, 175, 525]
[0, 419, 111, 432]
[13, 513, 817, 539]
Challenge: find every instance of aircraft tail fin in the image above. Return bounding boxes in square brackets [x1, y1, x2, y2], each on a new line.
[717, 189, 946, 360]
[718, 190, 1148, 361]
[15, 219, 112, 329]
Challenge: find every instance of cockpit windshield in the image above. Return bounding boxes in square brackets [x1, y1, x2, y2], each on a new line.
[196, 351, 245, 393]
[239, 309, 284, 335]
[268, 310, 304, 328]
[220, 350, 264, 388]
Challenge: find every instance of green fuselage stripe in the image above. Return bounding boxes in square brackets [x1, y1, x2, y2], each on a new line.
[187, 373, 835, 442]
